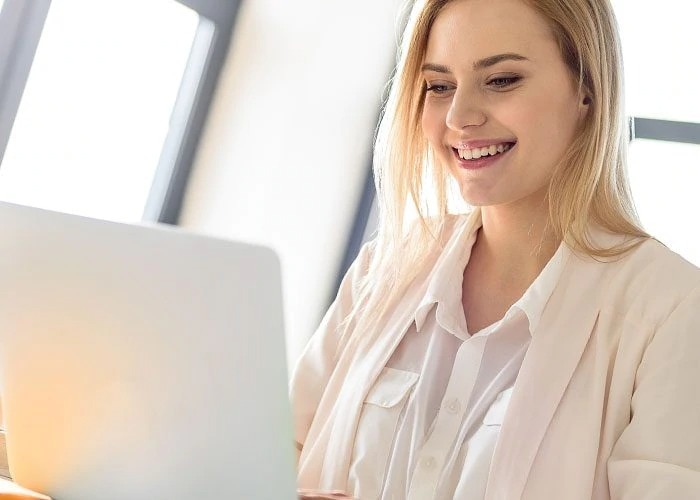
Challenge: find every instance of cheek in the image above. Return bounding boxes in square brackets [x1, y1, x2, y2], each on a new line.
[421, 103, 445, 146]
[499, 94, 576, 157]
[538, 103, 581, 163]
[529, 83, 582, 149]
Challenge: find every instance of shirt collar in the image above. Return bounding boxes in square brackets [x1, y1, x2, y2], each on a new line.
[413, 207, 568, 339]
[414, 209, 482, 337]
[512, 241, 568, 335]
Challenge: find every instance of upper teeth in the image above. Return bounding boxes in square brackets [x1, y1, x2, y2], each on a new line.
[457, 143, 512, 160]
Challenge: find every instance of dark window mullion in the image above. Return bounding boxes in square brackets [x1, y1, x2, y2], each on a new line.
[143, 0, 242, 224]
[174, 0, 237, 23]
[0, 0, 51, 166]
[630, 117, 700, 145]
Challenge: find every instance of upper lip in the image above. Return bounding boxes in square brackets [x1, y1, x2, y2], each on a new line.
[452, 139, 517, 150]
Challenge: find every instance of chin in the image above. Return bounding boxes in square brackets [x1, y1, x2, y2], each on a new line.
[460, 190, 551, 213]
[457, 189, 504, 208]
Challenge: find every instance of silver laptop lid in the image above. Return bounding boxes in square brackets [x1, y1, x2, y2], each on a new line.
[0, 201, 297, 500]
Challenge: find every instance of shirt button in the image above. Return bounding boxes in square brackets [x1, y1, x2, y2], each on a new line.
[446, 398, 461, 414]
[422, 456, 436, 469]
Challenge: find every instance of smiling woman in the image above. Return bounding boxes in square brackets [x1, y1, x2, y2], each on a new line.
[290, 0, 700, 499]
[421, 0, 590, 212]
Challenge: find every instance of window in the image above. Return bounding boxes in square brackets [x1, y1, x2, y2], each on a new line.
[0, 0, 242, 224]
[614, 0, 699, 124]
[628, 140, 700, 264]
[613, 0, 700, 265]
[0, 0, 198, 223]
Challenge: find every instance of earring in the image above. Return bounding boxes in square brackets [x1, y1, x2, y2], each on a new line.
[583, 96, 592, 105]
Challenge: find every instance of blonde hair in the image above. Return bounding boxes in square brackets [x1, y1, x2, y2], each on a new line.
[338, 0, 648, 351]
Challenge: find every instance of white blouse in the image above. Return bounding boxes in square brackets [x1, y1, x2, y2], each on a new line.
[347, 217, 565, 499]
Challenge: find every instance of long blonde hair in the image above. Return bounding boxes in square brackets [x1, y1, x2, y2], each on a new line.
[337, 0, 648, 351]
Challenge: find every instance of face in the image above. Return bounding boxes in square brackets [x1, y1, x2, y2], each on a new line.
[421, 0, 589, 209]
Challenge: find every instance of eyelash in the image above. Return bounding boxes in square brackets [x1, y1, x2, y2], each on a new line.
[425, 84, 451, 94]
[487, 76, 521, 88]
[425, 75, 522, 94]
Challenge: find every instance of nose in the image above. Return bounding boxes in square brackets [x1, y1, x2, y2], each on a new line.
[445, 89, 487, 131]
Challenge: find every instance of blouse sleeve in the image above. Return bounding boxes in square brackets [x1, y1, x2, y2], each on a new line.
[608, 284, 700, 498]
[289, 240, 375, 456]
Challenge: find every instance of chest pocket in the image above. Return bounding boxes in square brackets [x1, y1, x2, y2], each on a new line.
[348, 367, 419, 500]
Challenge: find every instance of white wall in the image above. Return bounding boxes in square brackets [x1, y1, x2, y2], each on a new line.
[179, 0, 406, 371]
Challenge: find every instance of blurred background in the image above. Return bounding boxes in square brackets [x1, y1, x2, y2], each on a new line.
[0, 0, 698, 371]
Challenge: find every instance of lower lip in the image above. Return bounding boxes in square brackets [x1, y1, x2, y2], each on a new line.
[454, 144, 515, 170]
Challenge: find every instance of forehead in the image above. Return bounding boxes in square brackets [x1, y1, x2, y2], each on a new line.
[425, 0, 556, 66]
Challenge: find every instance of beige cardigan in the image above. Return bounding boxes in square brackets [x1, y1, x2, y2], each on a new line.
[291, 209, 700, 499]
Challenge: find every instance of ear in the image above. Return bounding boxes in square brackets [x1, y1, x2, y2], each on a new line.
[577, 94, 591, 122]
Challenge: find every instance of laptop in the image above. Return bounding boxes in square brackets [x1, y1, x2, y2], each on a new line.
[0, 201, 298, 500]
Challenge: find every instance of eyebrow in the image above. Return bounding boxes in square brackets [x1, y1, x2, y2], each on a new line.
[421, 53, 530, 73]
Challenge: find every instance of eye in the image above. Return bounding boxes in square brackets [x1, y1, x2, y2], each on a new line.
[486, 75, 522, 89]
[425, 83, 454, 95]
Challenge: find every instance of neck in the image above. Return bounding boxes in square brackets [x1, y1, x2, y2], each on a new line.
[473, 194, 559, 286]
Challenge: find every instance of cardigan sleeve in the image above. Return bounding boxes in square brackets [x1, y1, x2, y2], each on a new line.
[288, 240, 375, 456]
[608, 284, 700, 498]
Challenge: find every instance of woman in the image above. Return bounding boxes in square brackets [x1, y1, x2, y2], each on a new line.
[293, 0, 700, 498]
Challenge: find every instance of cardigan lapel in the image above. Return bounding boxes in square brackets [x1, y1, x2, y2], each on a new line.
[485, 245, 612, 499]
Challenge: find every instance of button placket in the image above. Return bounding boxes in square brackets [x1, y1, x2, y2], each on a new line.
[407, 337, 488, 500]
[445, 398, 462, 415]
[407, 454, 442, 500]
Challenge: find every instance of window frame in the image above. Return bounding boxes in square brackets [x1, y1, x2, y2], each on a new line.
[0, 0, 243, 224]
[0, 0, 51, 175]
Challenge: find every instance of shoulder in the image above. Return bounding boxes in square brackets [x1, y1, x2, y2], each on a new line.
[606, 238, 700, 294]
[623, 237, 699, 280]
[594, 237, 700, 326]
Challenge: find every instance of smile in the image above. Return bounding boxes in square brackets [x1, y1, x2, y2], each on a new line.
[454, 142, 515, 160]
